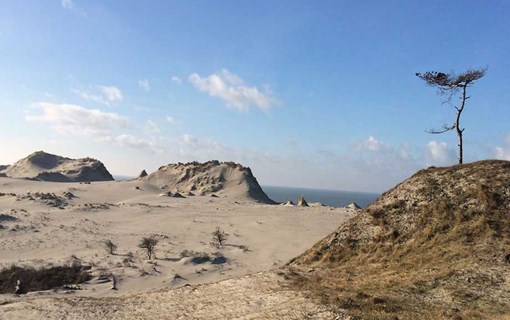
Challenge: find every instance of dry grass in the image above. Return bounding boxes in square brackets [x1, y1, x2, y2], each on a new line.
[288, 160, 510, 320]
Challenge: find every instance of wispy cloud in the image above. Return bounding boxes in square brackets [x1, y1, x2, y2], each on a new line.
[138, 79, 150, 92]
[25, 102, 165, 154]
[188, 69, 277, 112]
[74, 85, 123, 105]
[105, 134, 162, 153]
[26, 102, 130, 136]
[354, 136, 385, 152]
[171, 76, 182, 85]
[60, 0, 87, 16]
[99, 86, 123, 103]
[145, 120, 161, 133]
[165, 116, 175, 124]
[61, 0, 74, 9]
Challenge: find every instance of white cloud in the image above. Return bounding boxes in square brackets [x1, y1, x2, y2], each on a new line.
[495, 134, 510, 160]
[171, 76, 182, 85]
[108, 135, 162, 153]
[25, 102, 164, 154]
[366, 136, 380, 151]
[188, 69, 277, 112]
[165, 116, 175, 124]
[75, 85, 123, 105]
[426, 141, 457, 166]
[138, 79, 150, 92]
[354, 136, 387, 152]
[26, 102, 130, 136]
[61, 0, 73, 9]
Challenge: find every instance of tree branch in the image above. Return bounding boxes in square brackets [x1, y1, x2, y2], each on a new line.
[426, 123, 456, 134]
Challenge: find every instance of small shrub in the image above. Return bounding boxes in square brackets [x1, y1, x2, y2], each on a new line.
[104, 240, 118, 255]
[138, 237, 158, 260]
[180, 249, 198, 258]
[210, 227, 229, 248]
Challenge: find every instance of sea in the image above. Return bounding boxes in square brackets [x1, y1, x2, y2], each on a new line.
[262, 185, 380, 208]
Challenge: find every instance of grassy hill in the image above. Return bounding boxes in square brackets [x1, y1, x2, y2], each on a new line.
[288, 160, 510, 320]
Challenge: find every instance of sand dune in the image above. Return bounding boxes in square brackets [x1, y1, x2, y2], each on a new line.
[288, 160, 510, 319]
[142, 161, 275, 203]
[0, 151, 113, 182]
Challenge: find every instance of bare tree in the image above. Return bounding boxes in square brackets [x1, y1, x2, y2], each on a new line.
[210, 227, 229, 248]
[416, 67, 487, 164]
[104, 240, 118, 255]
[138, 237, 158, 260]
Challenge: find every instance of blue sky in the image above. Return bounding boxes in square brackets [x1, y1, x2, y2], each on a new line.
[1, 0, 509, 192]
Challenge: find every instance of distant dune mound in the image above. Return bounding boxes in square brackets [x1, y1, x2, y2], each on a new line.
[345, 202, 361, 210]
[138, 170, 148, 178]
[289, 160, 510, 319]
[296, 196, 309, 207]
[143, 160, 275, 203]
[0, 151, 114, 182]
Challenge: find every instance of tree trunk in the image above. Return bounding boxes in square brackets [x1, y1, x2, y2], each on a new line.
[457, 130, 463, 164]
[456, 85, 467, 164]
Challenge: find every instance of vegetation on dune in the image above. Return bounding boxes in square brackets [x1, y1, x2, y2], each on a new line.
[210, 227, 229, 248]
[138, 236, 159, 260]
[104, 239, 118, 255]
[0, 263, 91, 294]
[287, 160, 510, 320]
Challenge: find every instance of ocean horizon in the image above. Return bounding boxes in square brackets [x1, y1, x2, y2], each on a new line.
[262, 185, 380, 208]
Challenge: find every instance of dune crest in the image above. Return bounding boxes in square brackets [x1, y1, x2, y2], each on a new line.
[0, 151, 114, 182]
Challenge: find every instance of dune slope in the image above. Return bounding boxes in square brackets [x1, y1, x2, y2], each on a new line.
[288, 160, 510, 320]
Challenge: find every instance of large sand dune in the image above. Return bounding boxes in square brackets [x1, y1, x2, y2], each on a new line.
[142, 161, 275, 203]
[0, 151, 113, 182]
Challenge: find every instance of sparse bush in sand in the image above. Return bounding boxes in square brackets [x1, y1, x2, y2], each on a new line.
[210, 227, 229, 248]
[180, 249, 198, 258]
[104, 240, 118, 255]
[138, 237, 159, 260]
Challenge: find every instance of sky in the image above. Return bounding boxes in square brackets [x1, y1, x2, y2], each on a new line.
[1, 1, 509, 192]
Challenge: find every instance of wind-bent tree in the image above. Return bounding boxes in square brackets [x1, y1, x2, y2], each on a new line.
[416, 68, 487, 164]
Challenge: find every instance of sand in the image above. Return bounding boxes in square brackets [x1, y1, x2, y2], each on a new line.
[0, 176, 355, 319]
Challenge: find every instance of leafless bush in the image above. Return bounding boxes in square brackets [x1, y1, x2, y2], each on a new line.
[210, 227, 229, 248]
[104, 240, 118, 255]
